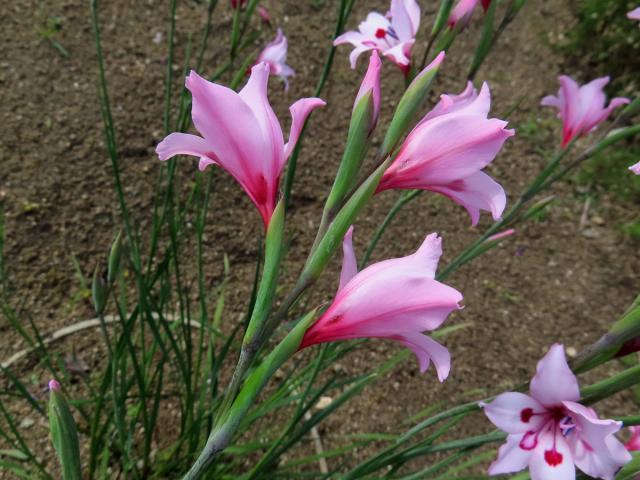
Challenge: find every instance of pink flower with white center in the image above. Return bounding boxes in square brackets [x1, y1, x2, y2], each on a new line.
[448, 0, 491, 29]
[625, 426, 640, 451]
[334, 0, 420, 72]
[481, 344, 631, 480]
[256, 29, 295, 91]
[377, 80, 513, 226]
[156, 64, 325, 226]
[541, 75, 629, 148]
[628, 7, 640, 21]
[300, 229, 463, 381]
[629, 161, 640, 175]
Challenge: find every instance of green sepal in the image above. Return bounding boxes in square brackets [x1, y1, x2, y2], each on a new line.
[48, 385, 82, 480]
[107, 230, 122, 284]
[381, 53, 444, 156]
[91, 265, 108, 315]
[221, 309, 319, 426]
[431, 0, 454, 37]
[242, 199, 286, 347]
[303, 160, 389, 282]
[323, 91, 374, 217]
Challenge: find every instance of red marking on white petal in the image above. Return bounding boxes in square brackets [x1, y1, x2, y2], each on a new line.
[375, 28, 387, 38]
[519, 431, 538, 450]
[544, 449, 563, 467]
[521, 408, 534, 423]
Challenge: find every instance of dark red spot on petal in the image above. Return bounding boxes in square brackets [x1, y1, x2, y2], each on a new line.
[253, 175, 269, 208]
[375, 28, 386, 38]
[544, 449, 563, 467]
[325, 315, 343, 326]
[520, 408, 534, 423]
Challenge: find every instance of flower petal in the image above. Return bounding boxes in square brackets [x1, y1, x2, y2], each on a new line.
[481, 392, 546, 434]
[530, 344, 580, 407]
[239, 63, 285, 181]
[529, 428, 575, 480]
[488, 434, 533, 475]
[390, 0, 420, 39]
[563, 401, 631, 480]
[395, 333, 451, 380]
[156, 132, 214, 163]
[338, 226, 358, 291]
[284, 97, 326, 161]
[426, 170, 506, 226]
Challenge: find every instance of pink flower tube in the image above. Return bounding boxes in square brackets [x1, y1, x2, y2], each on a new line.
[156, 64, 325, 226]
[334, 0, 420, 72]
[448, 0, 491, 29]
[377, 81, 513, 226]
[541, 75, 629, 147]
[256, 28, 295, 91]
[481, 344, 631, 480]
[625, 426, 640, 451]
[300, 229, 463, 381]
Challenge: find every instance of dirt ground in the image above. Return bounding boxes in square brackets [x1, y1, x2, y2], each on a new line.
[1, 0, 639, 477]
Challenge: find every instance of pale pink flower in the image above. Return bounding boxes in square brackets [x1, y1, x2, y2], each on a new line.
[625, 426, 640, 451]
[256, 28, 295, 91]
[541, 76, 629, 147]
[481, 344, 631, 480]
[334, 0, 421, 72]
[628, 7, 640, 21]
[448, 0, 492, 28]
[156, 64, 325, 226]
[354, 51, 382, 131]
[377, 80, 513, 226]
[629, 161, 640, 175]
[300, 229, 463, 381]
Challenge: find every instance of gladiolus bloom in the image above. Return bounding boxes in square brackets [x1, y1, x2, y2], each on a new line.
[448, 0, 491, 29]
[629, 161, 640, 175]
[334, 0, 420, 72]
[481, 344, 631, 480]
[256, 28, 295, 91]
[541, 76, 629, 147]
[377, 81, 513, 226]
[628, 7, 640, 21]
[354, 51, 382, 131]
[300, 229, 463, 381]
[625, 427, 640, 451]
[156, 64, 325, 226]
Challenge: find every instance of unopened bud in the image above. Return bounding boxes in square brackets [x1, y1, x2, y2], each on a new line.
[107, 230, 123, 284]
[92, 265, 108, 315]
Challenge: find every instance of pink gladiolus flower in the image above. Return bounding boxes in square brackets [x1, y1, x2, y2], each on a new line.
[481, 344, 631, 480]
[156, 64, 325, 226]
[625, 427, 640, 451]
[300, 229, 463, 381]
[448, 0, 491, 29]
[629, 161, 640, 175]
[377, 80, 513, 226]
[628, 7, 640, 21]
[256, 28, 295, 91]
[541, 76, 629, 147]
[334, 0, 420, 72]
[354, 51, 382, 131]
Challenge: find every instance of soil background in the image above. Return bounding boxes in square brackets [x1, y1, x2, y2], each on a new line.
[0, 0, 639, 477]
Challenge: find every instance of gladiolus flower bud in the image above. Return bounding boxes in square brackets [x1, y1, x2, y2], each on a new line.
[230, 0, 246, 9]
[107, 230, 123, 284]
[48, 379, 82, 479]
[92, 266, 108, 315]
[354, 50, 382, 132]
[48, 379, 61, 392]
